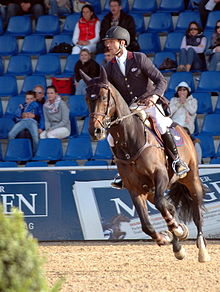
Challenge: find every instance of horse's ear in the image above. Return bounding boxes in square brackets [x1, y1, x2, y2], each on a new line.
[79, 69, 92, 84]
[100, 66, 108, 84]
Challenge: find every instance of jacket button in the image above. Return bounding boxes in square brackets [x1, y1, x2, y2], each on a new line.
[127, 84, 130, 88]
[125, 78, 127, 81]
[130, 91, 133, 94]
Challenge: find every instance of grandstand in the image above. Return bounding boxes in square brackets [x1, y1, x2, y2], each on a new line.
[0, 0, 219, 166]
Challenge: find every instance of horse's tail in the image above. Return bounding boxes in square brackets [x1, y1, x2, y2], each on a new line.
[167, 182, 207, 223]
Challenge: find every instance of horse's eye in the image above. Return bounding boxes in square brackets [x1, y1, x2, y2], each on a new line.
[102, 95, 108, 101]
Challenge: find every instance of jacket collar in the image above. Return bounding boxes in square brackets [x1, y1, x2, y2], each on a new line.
[110, 51, 134, 63]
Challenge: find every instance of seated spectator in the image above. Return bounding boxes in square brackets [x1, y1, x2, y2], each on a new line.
[5, 1, 45, 28]
[74, 48, 100, 95]
[169, 81, 198, 134]
[0, 1, 7, 27]
[96, 0, 140, 54]
[177, 21, 207, 72]
[40, 85, 70, 139]
[199, 0, 220, 29]
[8, 90, 44, 153]
[44, 0, 71, 16]
[184, 127, 203, 164]
[206, 19, 220, 70]
[103, 48, 114, 64]
[71, 4, 100, 54]
[33, 85, 46, 106]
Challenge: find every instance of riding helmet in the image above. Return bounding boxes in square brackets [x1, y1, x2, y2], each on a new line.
[102, 26, 130, 46]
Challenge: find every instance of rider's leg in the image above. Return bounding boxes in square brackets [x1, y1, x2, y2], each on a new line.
[147, 104, 189, 178]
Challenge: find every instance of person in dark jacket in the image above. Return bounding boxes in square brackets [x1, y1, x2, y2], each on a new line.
[96, 0, 140, 53]
[74, 48, 100, 95]
[103, 26, 189, 188]
[5, 0, 45, 28]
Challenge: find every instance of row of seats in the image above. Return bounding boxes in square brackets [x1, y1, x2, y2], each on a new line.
[0, 137, 113, 162]
[0, 70, 220, 98]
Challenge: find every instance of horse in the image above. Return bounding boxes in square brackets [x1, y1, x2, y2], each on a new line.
[103, 214, 130, 240]
[80, 66, 210, 262]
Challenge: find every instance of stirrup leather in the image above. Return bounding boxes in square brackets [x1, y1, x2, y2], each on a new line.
[172, 158, 190, 177]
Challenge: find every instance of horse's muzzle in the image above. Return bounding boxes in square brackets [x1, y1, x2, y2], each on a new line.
[92, 127, 107, 141]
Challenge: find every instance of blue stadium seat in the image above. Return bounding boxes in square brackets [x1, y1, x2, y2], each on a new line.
[129, 13, 145, 34]
[147, 12, 173, 33]
[131, 0, 157, 13]
[163, 32, 184, 52]
[34, 54, 61, 76]
[69, 115, 79, 137]
[196, 71, 220, 93]
[0, 57, 3, 75]
[49, 34, 73, 55]
[0, 142, 2, 161]
[33, 138, 63, 161]
[84, 160, 108, 166]
[55, 160, 79, 166]
[92, 139, 113, 160]
[138, 32, 161, 54]
[0, 35, 18, 56]
[215, 143, 220, 158]
[6, 15, 32, 36]
[153, 51, 177, 72]
[25, 161, 48, 167]
[158, 0, 185, 13]
[0, 17, 3, 35]
[35, 15, 60, 35]
[86, 0, 102, 14]
[68, 95, 89, 117]
[20, 75, 47, 95]
[214, 94, 220, 114]
[188, 0, 200, 10]
[210, 157, 220, 164]
[63, 54, 80, 75]
[0, 76, 18, 97]
[195, 135, 215, 158]
[166, 72, 195, 93]
[205, 10, 220, 31]
[175, 11, 201, 32]
[4, 139, 33, 162]
[0, 100, 3, 117]
[95, 53, 105, 65]
[20, 35, 47, 55]
[200, 114, 220, 136]
[4, 96, 25, 120]
[80, 116, 90, 137]
[0, 117, 15, 139]
[193, 92, 213, 114]
[0, 161, 18, 167]
[103, 0, 129, 13]
[6, 55, 32, 76]
[62, 13, 80, 34]
[63, 136, 93, 160]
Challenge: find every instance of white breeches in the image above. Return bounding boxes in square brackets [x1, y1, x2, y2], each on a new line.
[107, 104, 173, 147]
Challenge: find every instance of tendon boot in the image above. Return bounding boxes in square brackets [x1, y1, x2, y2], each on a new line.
[111, 173, 124, 189]
[161, 129, 189, 178]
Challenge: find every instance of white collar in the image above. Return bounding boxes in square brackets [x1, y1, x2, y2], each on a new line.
[116, 49, 127, 64]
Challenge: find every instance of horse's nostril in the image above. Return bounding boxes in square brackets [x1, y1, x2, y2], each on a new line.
[95, 128, 102, 134]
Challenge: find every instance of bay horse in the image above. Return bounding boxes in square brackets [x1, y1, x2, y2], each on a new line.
[80, 66, 210, 262]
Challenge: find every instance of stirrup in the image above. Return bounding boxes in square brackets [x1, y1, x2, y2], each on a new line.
[111, 174, 124, 189]
[172, 159, 190, 178]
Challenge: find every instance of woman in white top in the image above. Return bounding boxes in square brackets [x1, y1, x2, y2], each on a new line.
[177, 21, 207, 72]
[72, 4, 100, 54]
[169, 81, 198, 134]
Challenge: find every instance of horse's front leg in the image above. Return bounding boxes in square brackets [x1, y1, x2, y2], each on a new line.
[131, 192, 173, 246]
[154, 169, 187, 258]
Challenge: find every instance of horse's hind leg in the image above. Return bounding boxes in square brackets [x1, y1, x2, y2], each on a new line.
[131, 193, 173, 245]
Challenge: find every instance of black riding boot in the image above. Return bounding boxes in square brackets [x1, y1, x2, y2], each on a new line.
[161, 129, 189, 178]
[110, 146, 124, 189]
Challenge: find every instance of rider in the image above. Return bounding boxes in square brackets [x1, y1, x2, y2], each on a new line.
[103, 26, 189, 189]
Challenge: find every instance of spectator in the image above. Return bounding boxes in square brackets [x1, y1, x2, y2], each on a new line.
[40, 85, 70, 139]
[103, 48, 114, 64]
[177, 21, 207, 72]
[74, 48, 100, 95]
[0, 1, 7, 27]
[8, 90, 44, 153]
[71, 4, 100, 54]
[33, 85, 46, 106]
[72, 0, 89, 13]
[169, 81, 198, 134]
[44, 0, 71, 16]
[206, 19, 220, 70]
[199, 0, 220, 29]
[184, 127, 203, 164]
[96, 0, 140, 54]
[5, 1, 45, 28]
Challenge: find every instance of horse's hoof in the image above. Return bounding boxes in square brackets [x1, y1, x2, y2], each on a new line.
[156, 230, 173, 246]
[174, 246, 186, 260]
[198, 250, 211, 263]
[173, 223, 189, 240]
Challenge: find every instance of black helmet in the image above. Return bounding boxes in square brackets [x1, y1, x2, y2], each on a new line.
[102, 26, 130, 46]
